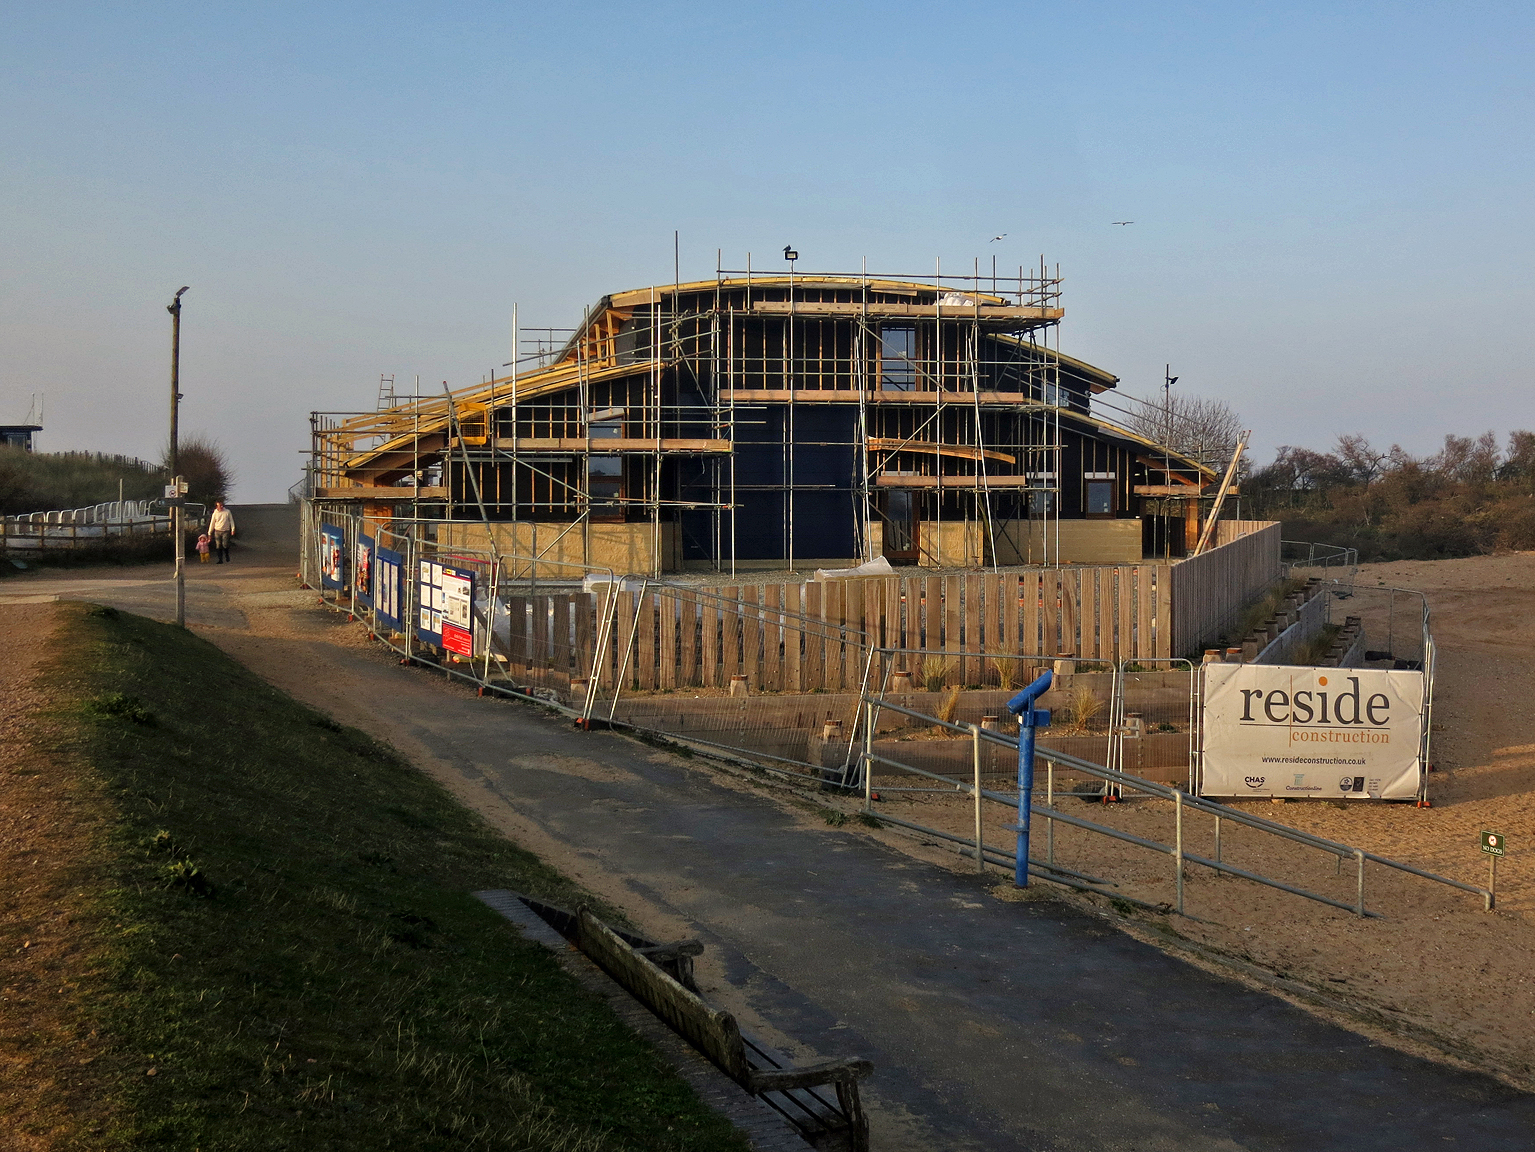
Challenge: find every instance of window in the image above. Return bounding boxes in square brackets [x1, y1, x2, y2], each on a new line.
[1028, 490, 1057, 516]
[588, 416, 624, 520]
[1042, 380, 1066, 407]
[880, 325, 917, 390]
[1086, 479, 1115, 517]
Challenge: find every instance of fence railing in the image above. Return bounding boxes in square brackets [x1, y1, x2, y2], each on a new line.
[1282, 539, 1360, 569]
[856, 692, 1492, 918]
[1, 500, 202, 550]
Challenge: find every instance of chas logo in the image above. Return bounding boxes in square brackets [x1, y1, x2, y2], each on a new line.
[1244, 776, 1266, 789]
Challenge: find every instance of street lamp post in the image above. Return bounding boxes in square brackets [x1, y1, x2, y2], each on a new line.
[168, 286, 189, 627]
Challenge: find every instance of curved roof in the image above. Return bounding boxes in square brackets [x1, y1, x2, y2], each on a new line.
[325, 275, 1172, 482]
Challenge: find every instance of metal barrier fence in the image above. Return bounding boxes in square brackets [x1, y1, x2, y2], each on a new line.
[299, 503, 1212, 788]
[856, 692, 1492, 918]
[2, 499, 203, 550]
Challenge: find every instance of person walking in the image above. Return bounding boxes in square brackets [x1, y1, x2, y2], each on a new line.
[208, 501, 235, 563]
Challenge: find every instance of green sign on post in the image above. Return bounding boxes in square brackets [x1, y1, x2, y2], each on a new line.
[1482, 830, 1506, 857]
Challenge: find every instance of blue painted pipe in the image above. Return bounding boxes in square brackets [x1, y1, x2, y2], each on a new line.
[1006, 670, 1053, 887]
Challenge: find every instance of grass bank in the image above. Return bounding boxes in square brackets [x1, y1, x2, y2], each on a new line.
[35, 602, 748, 1151]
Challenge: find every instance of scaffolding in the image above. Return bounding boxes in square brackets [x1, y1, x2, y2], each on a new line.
[310, 260, 1211, 580]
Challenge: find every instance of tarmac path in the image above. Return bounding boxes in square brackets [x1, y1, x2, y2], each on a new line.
[5, 505, 1534, 1150]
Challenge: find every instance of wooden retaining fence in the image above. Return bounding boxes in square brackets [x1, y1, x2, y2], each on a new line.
[500, 564, 1184, 693]
[467, 522, 1281, 695]
[1168, 522, 1283, 658]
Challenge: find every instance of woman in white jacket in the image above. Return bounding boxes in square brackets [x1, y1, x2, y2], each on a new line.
[208, 501, 235, 563]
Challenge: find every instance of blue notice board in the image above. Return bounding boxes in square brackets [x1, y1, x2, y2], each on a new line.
[416, 558, 475, 653]
[319, 524, 346, 589]
[374, 546, 404, 630]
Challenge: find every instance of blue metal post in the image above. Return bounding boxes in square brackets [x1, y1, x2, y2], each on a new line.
[1007, 671, 1053, 887]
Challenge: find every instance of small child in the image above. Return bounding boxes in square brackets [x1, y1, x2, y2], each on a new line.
[196, 533, 212, 563]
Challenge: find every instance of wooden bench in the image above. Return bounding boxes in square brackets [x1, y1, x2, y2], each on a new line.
[519, 896, 872, 1151]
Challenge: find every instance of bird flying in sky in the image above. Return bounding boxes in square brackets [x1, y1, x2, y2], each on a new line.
[989, 233, 1007, 242]
[1111, 221, 1134, 226]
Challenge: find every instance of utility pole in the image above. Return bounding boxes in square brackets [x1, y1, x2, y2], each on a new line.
[167, 286, 189, 627]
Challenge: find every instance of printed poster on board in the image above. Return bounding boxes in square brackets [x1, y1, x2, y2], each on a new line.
[354, 535, 374, 605]
[440, 567, 475, 656]
[1201, 663, 1425, 801]
[416, 560, 476, 655]
[319, 524, 346, 589]
[374, 546, 404, 629]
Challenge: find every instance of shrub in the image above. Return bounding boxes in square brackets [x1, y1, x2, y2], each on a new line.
[84, 692, 157, 725]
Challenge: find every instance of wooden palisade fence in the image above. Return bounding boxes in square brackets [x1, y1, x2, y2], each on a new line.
[493, 523, 1279, 693]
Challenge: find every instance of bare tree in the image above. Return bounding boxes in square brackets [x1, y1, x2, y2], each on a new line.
[1334, 434, 1391, 486]
[1123, 392, 1245, 473]
[1432, 431, 1500, 484]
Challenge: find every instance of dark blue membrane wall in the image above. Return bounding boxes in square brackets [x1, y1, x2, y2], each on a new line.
[679, 404, 858, 563]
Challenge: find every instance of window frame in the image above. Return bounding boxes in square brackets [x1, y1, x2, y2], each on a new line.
[1085, 478, 1116, 518]
[878, 324, 918, 391]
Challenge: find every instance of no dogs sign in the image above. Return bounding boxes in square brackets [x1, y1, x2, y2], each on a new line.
[1481, 831, 1506, 857]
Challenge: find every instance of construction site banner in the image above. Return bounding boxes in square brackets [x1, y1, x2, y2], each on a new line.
[1201, 663, 1424, 801]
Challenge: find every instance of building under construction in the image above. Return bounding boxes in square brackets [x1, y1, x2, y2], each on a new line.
[310, 264, 1217, 576]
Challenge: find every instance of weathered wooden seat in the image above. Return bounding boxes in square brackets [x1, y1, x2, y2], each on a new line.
[518, 896, 871, 1151]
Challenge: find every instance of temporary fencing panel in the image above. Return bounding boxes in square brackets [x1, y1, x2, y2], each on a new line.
[374, 546, 405, 630]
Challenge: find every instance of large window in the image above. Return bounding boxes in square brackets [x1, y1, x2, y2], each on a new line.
[588, 415, 624, 521]
[880, 325, 917, 390]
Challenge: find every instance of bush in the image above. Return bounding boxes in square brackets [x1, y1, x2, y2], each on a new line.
[1250, 430, 1535, 561]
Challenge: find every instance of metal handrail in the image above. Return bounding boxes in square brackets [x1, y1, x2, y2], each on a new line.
[862, 693, 1492, 913]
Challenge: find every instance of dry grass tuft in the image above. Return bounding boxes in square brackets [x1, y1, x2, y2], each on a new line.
[921, 655, 954, 692]
[1066, 687, 1105, 733]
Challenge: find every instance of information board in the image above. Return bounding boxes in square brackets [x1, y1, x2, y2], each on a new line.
[1201, 663, 1425, 801]
[354, 535, 374, 606]
[416, 560, 476, 655]
[374, 546, 404, 630]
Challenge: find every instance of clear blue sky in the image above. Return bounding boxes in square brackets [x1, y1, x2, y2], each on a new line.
[3, 2, 1531, 500]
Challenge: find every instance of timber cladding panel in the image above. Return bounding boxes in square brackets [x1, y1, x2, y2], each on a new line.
[1168, 523, 1283, 658]
[493, 528, 1277, 691]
